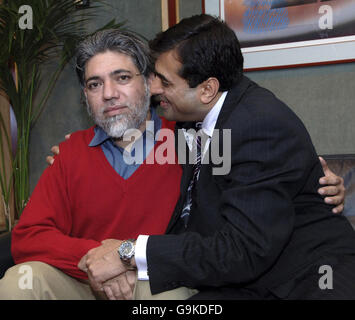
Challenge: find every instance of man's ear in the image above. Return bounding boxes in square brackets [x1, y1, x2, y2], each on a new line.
[147, 73, 155, 90]
[82, 88, 89, 109]
[199, 77, 220, 104]
[83, 87, 88, 99]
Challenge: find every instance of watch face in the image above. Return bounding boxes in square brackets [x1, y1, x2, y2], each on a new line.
[119, 241, 134, 258]
[121, 242, 132, 255]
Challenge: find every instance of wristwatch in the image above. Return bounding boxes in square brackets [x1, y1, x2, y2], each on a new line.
[118, 239, 136, 267]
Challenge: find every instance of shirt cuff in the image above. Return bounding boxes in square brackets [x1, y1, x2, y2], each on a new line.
[135, 235, 149, 280]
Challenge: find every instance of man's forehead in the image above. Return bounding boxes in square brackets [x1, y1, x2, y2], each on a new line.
[155, 50, 185, 83]
[155, 49, 181, 68]
[86, 51, 136, 71]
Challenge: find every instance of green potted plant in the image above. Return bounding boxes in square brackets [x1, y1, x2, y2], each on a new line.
[0, 0, 125, 232]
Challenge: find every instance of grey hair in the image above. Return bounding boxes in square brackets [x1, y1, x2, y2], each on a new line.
[75, 29, 154, 87]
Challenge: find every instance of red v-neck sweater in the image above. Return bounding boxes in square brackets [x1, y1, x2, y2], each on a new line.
[12, 118, 182, 279]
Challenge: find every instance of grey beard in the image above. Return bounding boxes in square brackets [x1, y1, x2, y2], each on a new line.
[86, 86, 150, 139]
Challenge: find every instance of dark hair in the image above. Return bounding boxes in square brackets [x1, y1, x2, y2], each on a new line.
[75, 29, 154, 87]
[149, 14, 244, 91]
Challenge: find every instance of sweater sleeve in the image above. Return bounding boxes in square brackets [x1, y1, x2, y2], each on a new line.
[11, 141, 101, 279]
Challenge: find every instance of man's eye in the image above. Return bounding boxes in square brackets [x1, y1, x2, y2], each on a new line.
[117, 75, 132, 84]
[87, 82, 101, 90]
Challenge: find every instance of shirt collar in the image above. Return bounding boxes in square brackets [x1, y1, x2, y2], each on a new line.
[182, 91, 228, 151]
[89, 126, 110, 147]
[201, 91, 228, 138]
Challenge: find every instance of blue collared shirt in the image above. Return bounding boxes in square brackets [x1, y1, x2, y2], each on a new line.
[89, 108, 162, 179]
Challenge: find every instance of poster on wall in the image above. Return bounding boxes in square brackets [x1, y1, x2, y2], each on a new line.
[204, 0, 355, 70]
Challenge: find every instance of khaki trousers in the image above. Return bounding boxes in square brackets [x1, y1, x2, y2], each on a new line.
[134, 280, 198, 300]
[0, 262, 197, 300]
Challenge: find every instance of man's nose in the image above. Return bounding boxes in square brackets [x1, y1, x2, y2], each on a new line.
[103, 79, 118, 100]
[150, 75, 163, 95]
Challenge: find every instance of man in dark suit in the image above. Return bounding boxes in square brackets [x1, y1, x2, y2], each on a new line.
[86, 14, 355, 299]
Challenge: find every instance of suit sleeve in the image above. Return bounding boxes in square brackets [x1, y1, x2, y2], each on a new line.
[11, 143, 100, 279]
[146, 109, 319, 294]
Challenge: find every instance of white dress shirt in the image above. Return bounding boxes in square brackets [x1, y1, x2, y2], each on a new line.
[135, 91, 228, 280]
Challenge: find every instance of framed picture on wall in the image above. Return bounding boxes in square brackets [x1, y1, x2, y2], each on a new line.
[203, 0, 355, 70]
[161, 0, 180, 31]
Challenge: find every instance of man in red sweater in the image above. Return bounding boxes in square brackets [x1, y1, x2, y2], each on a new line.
[0, 29, 184, 300]
[0, 28, 345, 300]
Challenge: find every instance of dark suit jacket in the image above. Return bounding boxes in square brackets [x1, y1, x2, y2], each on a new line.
[146, 76, 355, 298]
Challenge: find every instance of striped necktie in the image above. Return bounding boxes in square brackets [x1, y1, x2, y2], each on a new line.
[180, 131, 202, 228]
